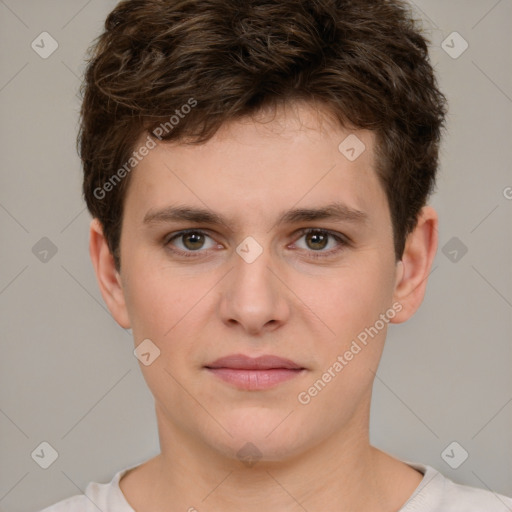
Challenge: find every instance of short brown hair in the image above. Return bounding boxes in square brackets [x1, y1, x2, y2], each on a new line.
[79, 0, 447, 270]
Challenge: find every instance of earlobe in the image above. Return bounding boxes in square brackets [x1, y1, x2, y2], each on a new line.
[89, 219, 131, 329]
[390, 206, 438, 324]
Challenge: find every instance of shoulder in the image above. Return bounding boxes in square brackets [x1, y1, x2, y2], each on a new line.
[442, 477, 512, 511]
[403, 462, 512, 512]
[36, 465, 139, 512]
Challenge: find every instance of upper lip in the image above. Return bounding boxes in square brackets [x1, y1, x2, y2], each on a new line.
[205, 354, 304, 370]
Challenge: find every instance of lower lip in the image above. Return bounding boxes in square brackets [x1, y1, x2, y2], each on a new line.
[206, 368, 304, 390]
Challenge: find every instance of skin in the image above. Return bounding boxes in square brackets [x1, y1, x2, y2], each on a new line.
[90, 100, 438, 511]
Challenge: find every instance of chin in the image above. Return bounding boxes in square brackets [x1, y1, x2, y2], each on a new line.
[205, 408, 314, 465]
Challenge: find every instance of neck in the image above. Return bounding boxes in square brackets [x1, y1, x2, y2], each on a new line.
[127, 400, 408, 512]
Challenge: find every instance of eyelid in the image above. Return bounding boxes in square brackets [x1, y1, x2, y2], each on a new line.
[165, 228, 215, 244]
[293, 227, 351, 244]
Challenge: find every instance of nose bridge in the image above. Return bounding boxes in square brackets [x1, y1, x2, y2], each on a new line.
[234, 243, 272, 293]
[219, 235, 288, 332]
[232, 237, 276, 303]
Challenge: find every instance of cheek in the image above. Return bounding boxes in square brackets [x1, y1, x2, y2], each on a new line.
[120, 254, 192, 340]
[294, 263, 395, 418]
[122, 259, 222, 366]
[304, 259, 396, 342]
[126, 281, 192, 342]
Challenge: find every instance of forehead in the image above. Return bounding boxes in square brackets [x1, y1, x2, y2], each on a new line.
[123, 101, 387, 229]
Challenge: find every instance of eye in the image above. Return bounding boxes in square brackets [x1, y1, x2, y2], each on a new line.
[292, 228, 349, 258]
[165, 229, 218, 256]
[163, 228, 350, 260]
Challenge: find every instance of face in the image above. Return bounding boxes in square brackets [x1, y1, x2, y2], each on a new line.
[98, 101, 424, 464]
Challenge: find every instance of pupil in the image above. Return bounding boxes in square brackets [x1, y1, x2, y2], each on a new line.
[307, 232, 327, 250]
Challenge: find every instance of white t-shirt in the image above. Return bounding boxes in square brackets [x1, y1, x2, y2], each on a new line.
[38, 461, 512, 512]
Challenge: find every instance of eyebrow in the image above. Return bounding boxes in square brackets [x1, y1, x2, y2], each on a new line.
[143, 202, 367, 228]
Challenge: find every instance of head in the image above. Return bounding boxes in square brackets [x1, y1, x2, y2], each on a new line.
[82, 0, 447, 464]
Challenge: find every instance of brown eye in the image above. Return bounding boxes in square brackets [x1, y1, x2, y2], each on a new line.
[182, 232, 206, 250]
[292, 228, 349, 259]
[305, 231, 329, 251]
[166, 230, 217, 255]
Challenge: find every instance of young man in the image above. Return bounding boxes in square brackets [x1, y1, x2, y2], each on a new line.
[41, 0, 512, 510]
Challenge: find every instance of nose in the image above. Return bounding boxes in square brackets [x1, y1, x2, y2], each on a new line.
[218, 241, 290, 336]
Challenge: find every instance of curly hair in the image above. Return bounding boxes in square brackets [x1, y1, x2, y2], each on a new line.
[78, 0, 448, 270]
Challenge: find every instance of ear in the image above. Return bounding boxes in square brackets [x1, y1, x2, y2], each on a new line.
[390, 206, 438, 323]
[89, 218, 131, 329]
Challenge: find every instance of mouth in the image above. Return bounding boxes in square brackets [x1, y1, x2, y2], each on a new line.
[205, 354, 306, 391]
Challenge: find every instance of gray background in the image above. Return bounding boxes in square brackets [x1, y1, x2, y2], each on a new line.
[0, 1, 511, 510]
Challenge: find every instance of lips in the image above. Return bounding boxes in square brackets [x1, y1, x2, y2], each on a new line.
[205, 354, 305, 391]
[206, 354, 303, 371]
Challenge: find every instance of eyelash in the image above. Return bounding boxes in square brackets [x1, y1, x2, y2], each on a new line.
[164, 228, 350, 260]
